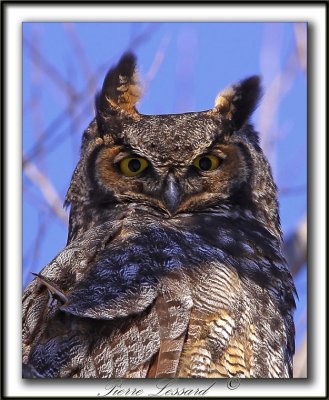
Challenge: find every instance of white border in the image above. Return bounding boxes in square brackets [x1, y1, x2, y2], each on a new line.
[4, 3, 326, 398]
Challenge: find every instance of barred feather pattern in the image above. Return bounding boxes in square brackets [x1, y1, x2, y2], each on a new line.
[23, 207, 295, 378]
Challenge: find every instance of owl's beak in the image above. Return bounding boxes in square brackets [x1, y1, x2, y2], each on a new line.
[162, 173, 181, 216]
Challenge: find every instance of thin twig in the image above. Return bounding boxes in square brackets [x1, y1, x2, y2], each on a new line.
[64, 23, 96, 96]
[141, 33, 171, 106]
[23, 37, 78, 98]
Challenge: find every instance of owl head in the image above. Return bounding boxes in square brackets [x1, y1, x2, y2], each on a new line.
[66, 53, 281, 241]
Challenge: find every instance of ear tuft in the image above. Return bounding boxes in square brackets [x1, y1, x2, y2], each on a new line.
[214, 76, 262, 129]
[96, 52, 142, 120]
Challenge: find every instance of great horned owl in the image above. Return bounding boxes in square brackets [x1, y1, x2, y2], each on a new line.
[22, 53, 296, 379]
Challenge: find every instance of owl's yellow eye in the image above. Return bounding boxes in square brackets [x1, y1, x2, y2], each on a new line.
[193, 155, 220, 171]
[119, 157, 149, 177]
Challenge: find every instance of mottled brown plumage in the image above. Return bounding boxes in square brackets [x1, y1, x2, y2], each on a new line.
[22, 53, 296, 379]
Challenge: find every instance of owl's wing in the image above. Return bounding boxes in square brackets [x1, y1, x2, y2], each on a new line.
[23, 277, 191, 379]
[23, 220, 193, 378]
[23, 285, 162, 378]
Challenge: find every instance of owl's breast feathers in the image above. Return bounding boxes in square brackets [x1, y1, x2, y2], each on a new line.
[23, 208, 295, 378]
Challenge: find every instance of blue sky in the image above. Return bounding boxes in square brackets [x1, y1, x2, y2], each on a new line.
[22, 22, 306, 349]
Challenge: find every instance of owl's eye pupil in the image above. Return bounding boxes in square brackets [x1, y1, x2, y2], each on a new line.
[193, 154, 221, 172]
[119, 157, 148, 176]
[128, 159, 141, 172]
[199, 157, 212, 171]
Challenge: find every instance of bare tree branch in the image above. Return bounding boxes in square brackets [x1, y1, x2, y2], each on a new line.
[258, 23, 306, 157]
[294, 23, 307, 71]
[279, 184, 306, 196]
[293, 334, 307, 378]
[283, 216, 307, 277]
[23, 37, 78, 98]
[23, 24, 161, 165]
[23, 158, 68, 225]
[64, 23, 96, 96]
[141, 33, 170, 104]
